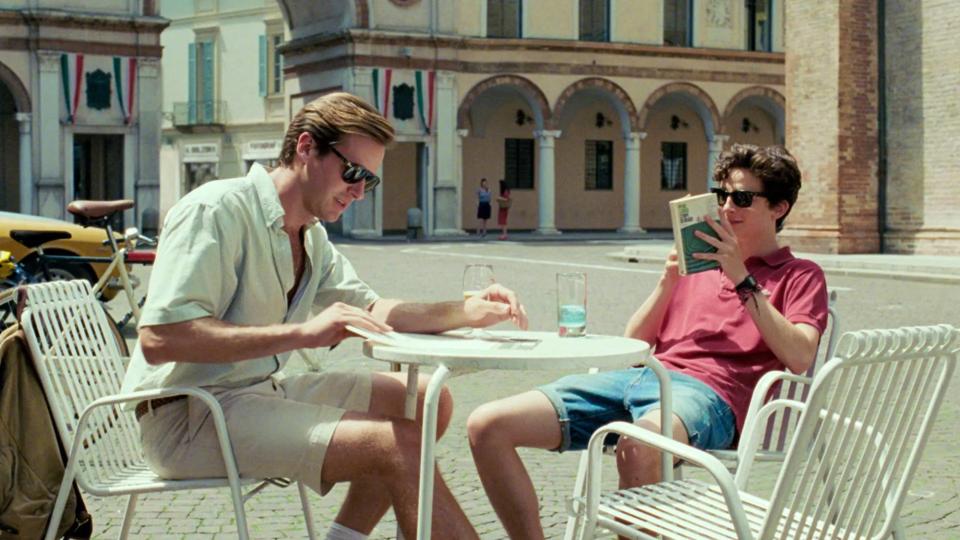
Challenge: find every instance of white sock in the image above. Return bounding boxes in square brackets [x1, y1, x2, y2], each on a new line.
[325, 522, 367, 540]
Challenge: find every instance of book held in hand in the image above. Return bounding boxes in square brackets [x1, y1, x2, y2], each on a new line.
[669, 193, 721, 275]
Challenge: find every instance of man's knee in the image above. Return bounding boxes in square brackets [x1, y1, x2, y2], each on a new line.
[466, 401, 515, 449]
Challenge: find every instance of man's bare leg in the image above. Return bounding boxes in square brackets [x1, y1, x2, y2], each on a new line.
[615, 409, 689, 488]
[321, 410, 475, 539]
[467, 390, 563, 540]
[333, 372, 453, 535]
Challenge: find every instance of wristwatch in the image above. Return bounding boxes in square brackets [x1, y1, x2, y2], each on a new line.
[735, 274, 761, 304]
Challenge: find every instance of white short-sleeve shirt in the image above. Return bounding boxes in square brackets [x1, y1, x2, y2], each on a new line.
[121, 164, 379, 394]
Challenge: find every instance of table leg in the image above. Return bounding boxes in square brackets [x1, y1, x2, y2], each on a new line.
[415, 364, 450, 540]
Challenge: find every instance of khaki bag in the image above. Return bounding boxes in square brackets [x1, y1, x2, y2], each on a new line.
[497, 196, 512, 209]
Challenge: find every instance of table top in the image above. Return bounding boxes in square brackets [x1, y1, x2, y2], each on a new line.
[361, 329, 650, 371]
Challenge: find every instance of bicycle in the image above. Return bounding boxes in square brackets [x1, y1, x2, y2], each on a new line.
[4, 199, 156, 330]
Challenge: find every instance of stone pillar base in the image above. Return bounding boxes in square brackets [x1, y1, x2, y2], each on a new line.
[535, 227, 562, 235]
[618, 226, 647, 234]
[432, 228, 470, 237]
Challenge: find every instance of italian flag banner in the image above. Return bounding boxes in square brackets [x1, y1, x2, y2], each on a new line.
[113, 56, 137, 124]
[371, 68, 435, 134]
[60, 53, 84, 124]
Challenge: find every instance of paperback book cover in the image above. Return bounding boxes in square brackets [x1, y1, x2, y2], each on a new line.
[669, 193, 721, 275]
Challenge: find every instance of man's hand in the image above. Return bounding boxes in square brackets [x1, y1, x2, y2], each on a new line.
[692, 214, 749, 284]
[464, 283, 529, 330]
[662, 247, 681, 286]
[299, 302, 394, 348]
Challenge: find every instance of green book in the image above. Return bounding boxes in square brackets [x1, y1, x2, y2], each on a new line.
[669, 193, 721, 275]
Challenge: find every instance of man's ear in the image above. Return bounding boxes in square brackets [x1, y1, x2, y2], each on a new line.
[295, 132, 314, 161]
[771, 199, 790, 221]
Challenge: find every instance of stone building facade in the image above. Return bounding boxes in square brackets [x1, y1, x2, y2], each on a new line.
[784, 0, 959, 254]
[275, 0, 786, 237]
[0, 1, 166, 231]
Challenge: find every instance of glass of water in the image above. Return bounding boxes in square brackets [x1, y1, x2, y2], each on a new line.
[463, 264, 495, 300]
[557, 272, 587, 337]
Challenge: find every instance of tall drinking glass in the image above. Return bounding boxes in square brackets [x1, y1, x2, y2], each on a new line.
[462, 264, 495, 300]
[557, 272, 587, 337]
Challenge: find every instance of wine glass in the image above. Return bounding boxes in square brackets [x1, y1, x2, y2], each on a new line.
[462, 264, 495, 300]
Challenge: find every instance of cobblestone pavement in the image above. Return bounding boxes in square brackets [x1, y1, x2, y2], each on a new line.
[88, 240, 959, 539]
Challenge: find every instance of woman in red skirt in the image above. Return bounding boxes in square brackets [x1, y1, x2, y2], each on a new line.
[496, 179, 511, 240]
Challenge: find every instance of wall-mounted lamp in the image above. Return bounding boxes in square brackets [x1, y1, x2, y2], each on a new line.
[741, 117, 759, 133]
[670, 114, 689, 130]
[595, 112, 613, 128]
[515, 109, 533, 126]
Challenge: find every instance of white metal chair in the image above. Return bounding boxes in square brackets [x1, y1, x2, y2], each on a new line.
[700, 289, 841, 486]
[572, 324, 958, 539]
[20, 280, 317, 540]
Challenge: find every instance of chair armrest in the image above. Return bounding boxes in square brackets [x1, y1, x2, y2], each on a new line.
[68, 386, 243, 489]
[628, 355, 674, 481]
[583, 421, 754, 540]
[740, 370, 812, 444]
[735, 399, 805, 490]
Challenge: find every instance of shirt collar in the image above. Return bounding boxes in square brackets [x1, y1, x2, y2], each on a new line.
[745, 246, 794, 269]
[248, 163, 285, 228]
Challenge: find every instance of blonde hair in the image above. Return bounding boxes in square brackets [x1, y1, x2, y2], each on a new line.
[279, 92, 395, 166]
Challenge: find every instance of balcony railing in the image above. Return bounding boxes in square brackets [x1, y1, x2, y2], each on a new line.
[173, 101, 227, 127]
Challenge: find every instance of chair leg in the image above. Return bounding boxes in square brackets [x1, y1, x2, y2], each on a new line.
[228, 481, 250, 540]
[563, 450, 591, 540]
[118, 494, 138, 539]
[44, 456, 80, 540]
[890, 517, 907, 539]
[297, 481, 317, 540]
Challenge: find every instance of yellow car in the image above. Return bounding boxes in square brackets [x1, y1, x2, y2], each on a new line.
[0, 211, 128, 300]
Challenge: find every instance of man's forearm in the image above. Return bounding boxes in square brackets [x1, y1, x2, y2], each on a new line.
[140, 317, 308, 365]
[624, 277, 676, 344]
[743, 294, 819, 373]
[371, 298, 468, 333]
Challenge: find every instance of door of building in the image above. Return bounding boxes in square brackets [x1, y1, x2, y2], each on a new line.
[73, 134, 124, 228]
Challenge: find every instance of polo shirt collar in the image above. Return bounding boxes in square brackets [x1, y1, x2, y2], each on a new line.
[249, 163, 285, 228]
[745, 246, 794, 269]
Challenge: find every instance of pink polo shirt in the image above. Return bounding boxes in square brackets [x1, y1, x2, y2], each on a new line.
[654, 247, 828, 433]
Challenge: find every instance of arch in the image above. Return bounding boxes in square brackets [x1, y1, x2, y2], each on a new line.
[637, 82, 722, 137]
[722, 85, 785, 144]
[0, 61, 31, 113]
[457, 75, 552, 132]
[552, 77, 640, 136]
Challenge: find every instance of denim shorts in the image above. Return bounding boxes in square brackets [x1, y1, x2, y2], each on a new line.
[538, 367, 735, 452]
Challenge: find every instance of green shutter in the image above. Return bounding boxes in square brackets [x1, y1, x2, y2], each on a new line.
[258, 35, 267, 97]
[201, 41, 214, 121]
[187, 42, 196, 123]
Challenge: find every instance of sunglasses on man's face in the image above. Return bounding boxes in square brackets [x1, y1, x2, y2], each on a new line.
[711, 188, 767, 208]
[328, 145, 381, 192]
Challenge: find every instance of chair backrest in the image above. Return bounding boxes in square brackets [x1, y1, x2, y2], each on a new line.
[760, 324, 958, 540]
[20, 280, 141, 490]
[759, 289, 840, 453]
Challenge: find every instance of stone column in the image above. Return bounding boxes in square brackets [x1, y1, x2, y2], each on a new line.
[37, 52, 64, 218]
[345, 67, 379, 237]
[706, 134, 729, 190]
[136, 58, 162, 231]
[620, 131, 646, 233]
[15, 113, 32, 214]
[535, 129, 561, 234]
[456, 129, 469, 232]
[431, 72, 464, 236]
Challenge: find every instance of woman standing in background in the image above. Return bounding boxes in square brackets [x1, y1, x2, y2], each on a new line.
[496, 179, 511, 240]
[476, 178, 492, 237]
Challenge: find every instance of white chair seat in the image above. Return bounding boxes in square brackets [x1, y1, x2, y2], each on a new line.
[597, 479, 867, 540]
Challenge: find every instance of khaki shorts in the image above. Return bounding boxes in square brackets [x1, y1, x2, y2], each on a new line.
[139, 371, 373, 495]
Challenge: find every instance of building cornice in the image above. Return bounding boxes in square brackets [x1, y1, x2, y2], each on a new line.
[0, 37, 163, 58]
[282, 30, 785, 65]
[0, 8, 169, 33]
[287, 54, 784, 86]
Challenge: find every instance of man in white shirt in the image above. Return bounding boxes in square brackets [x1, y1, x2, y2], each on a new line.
[122, 92, 527, 540]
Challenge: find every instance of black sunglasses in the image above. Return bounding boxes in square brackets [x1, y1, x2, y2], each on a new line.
[329, 145, 381, 192]
[711, 188, 767, 208]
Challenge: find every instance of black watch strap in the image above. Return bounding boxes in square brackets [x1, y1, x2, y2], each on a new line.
[735, 274, 760, 303]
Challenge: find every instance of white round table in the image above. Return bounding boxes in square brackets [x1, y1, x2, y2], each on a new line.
[362, 330, 672, 540]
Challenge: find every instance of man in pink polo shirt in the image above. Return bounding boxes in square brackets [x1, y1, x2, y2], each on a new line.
[467, 144, 829, 539]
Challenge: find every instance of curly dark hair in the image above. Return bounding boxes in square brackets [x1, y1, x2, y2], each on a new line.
[712, 143, 802, 232]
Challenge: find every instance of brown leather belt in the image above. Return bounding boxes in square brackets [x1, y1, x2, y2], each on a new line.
[135, 395, 186, 421]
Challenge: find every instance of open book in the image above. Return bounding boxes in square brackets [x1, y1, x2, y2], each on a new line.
[669, 193, 720, 275]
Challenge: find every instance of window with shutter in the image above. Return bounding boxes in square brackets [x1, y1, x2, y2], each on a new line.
[585, 140, 613, 190]
[660, 142, 688, 190]
[504, 138, 535, 189]
[664, 0, 692, 46]
[487, 0, 521, 38]
[579, 0, 609, 42]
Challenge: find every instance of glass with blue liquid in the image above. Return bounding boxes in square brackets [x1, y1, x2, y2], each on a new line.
[557, 272, 587, 337]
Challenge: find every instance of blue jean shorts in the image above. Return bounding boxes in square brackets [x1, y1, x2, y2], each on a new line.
[538, 367, 735, 452]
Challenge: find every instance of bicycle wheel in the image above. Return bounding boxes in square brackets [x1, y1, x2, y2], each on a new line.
[99, 303, 130, 357]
